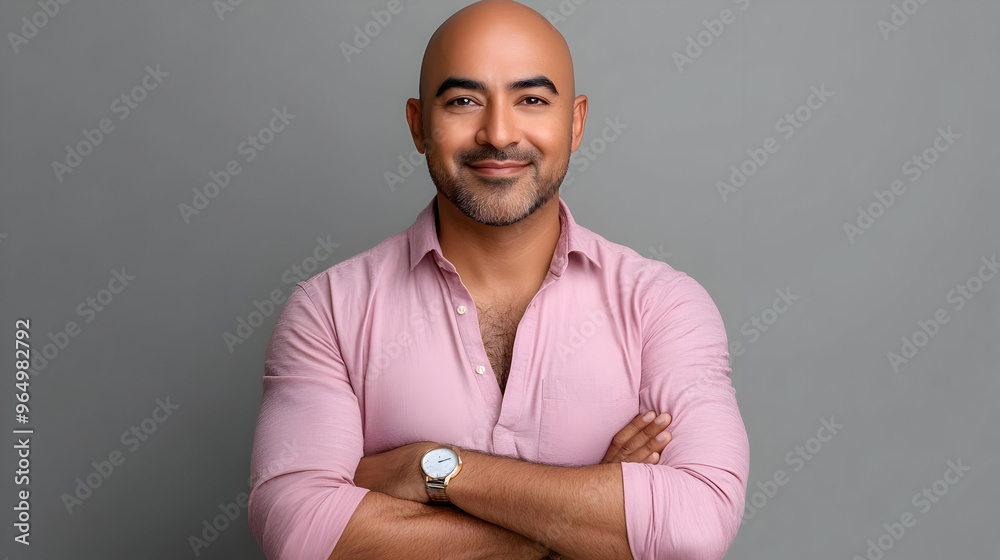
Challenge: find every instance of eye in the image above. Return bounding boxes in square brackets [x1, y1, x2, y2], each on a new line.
[446, 97, 476, 107]
[523, 97, 548, 106]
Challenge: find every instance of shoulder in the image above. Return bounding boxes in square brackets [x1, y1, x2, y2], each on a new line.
[296, 229, 409, 306]
[574, 221, 701, 299]
[575, 223, 724, 336]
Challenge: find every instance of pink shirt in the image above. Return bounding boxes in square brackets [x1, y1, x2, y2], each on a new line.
[249, 196, 749, 560]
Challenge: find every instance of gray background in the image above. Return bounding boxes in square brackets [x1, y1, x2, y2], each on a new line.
[1, 0, 997, 558]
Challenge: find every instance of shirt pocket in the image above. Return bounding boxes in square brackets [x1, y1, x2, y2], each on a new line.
[537, 376, 638, 466]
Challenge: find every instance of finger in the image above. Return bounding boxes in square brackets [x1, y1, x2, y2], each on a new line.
[622, 430, 671, 464]
[640, 451, 660, 464]
[604, 412, 671, 463]
[602, 410, 657, 463]
[619, 413, 672, 463]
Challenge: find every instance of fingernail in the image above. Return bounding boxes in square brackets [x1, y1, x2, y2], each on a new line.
[656, 431, 670, 442]
[654, 413, 670, 425]
[642, 411, 655, 422]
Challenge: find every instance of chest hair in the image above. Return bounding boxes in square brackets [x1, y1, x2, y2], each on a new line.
[475, 299, 526, 394]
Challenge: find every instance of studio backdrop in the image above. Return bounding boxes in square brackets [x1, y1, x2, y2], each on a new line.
[1, 1, 997, 558]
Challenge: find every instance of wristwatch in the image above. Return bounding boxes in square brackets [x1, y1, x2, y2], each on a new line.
[420, 445, 463, 503]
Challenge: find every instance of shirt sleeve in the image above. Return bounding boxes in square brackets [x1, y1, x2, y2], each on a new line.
[620, 272, 750, 560]
[248, 284, 370, 560]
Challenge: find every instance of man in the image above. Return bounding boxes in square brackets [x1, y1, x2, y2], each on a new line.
[248, 1, 749, 558]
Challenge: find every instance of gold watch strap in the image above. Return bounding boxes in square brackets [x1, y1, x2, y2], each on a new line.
[426, 479, 449, 502]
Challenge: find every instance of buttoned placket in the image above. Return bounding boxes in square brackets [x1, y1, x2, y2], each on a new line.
[432, 252, 566, 457]
[433, 256, 497, 399]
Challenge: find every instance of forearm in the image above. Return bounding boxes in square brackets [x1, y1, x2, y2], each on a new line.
[447, 450, 632, 560]
[330, 490, 552, 560]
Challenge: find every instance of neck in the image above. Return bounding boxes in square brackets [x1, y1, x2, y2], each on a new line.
[436, 194, 562, 296]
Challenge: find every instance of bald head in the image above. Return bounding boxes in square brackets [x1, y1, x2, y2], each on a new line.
[404, 0, 588, 229]
[418, 0, 575, 108]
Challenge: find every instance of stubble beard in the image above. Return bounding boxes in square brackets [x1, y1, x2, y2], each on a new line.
[427, 149, 569, 227]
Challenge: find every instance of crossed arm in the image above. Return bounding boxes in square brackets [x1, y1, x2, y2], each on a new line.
[250, 277, 749, 560]
[335, 411, 673, 560]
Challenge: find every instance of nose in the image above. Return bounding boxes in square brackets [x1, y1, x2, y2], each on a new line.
[477, 99, 521, 151]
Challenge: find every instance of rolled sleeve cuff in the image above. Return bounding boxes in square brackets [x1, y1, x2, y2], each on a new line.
[249, 471, 370, 560]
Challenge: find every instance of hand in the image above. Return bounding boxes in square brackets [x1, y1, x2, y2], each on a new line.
[601, 410, 672, 464]
[354, 441, 441, 503]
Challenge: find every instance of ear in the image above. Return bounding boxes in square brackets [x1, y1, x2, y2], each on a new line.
[406, 98, 426, 154]
[570, 94, 589, 152]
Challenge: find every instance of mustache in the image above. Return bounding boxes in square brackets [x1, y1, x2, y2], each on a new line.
[458, 148, 535, 164]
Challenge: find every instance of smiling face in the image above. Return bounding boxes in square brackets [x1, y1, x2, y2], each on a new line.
[407, 0, 587, 227]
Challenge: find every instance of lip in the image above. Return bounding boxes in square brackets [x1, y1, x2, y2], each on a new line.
[467, 161, 530, 176]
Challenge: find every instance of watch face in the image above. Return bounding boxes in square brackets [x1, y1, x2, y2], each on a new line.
[422, 448, 459, 478]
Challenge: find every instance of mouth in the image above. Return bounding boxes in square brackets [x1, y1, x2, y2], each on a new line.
[466, 161, 531, 177]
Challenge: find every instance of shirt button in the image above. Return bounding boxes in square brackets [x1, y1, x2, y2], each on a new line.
[475, 365, 486, 375]
[457, 305, 467, 315]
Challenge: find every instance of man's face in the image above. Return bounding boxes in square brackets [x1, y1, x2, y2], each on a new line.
[411, 26, 581, 227]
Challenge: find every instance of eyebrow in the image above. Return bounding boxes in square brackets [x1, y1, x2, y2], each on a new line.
[435, 75, 559, 97]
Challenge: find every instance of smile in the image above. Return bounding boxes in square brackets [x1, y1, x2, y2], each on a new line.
[467, 161, 531, 176]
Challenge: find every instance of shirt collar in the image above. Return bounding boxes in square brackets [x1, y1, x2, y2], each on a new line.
[407, 196, 602, 277]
